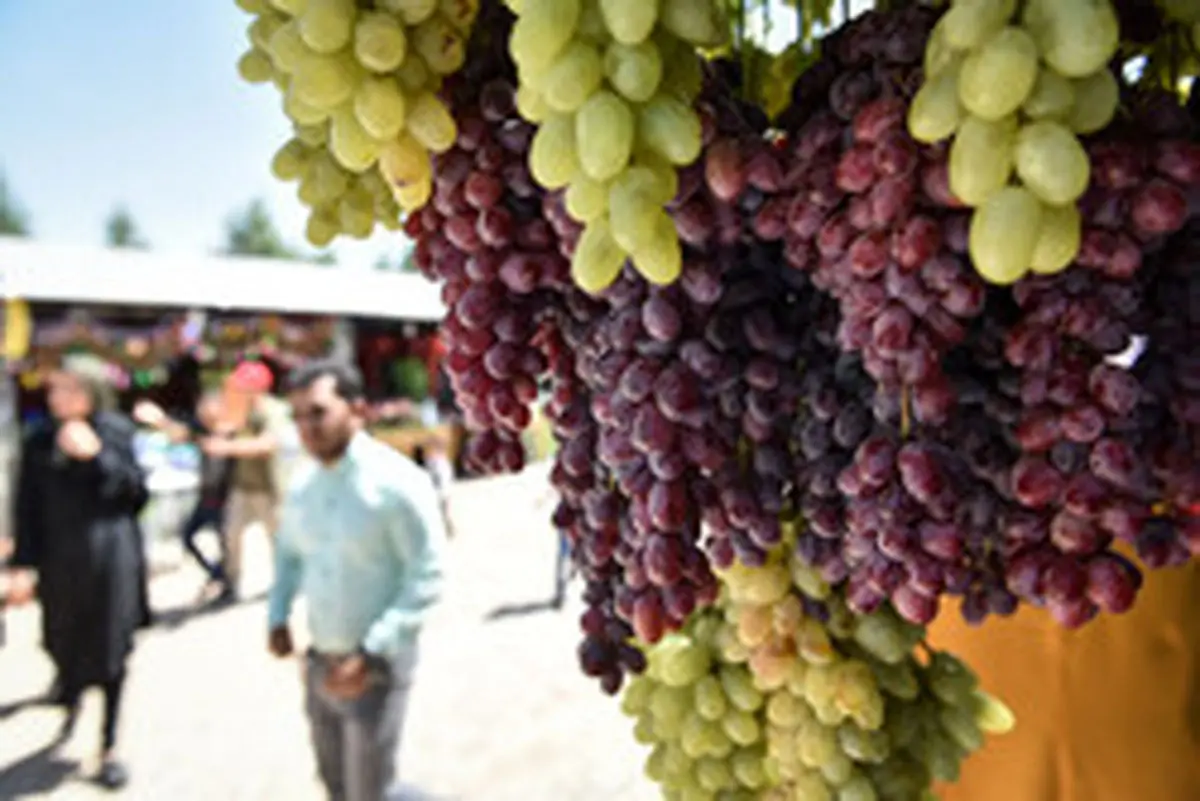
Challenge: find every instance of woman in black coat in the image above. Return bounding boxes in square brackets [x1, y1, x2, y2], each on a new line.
[8, 356, 150, 790]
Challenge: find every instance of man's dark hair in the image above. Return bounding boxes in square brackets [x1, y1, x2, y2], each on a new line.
[285, 358, 365, 401]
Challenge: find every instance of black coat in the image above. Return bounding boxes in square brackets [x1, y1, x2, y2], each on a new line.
[12, 412, 151, 688]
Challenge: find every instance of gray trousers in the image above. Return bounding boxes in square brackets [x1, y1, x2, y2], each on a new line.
[304, 647, 417, 801]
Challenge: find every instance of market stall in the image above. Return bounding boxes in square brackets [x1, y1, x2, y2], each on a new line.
[0, 236, 449, 545]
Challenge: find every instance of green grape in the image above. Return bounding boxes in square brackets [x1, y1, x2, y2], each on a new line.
[299, 0, 355, 54]
[515, 84, 550, 122]
[646, 744, 670, 781]
[851, 611, 916, 666]
[269, 0, 307, 13]
[1037, 0, 1119, 78]
[1067, 68, 1118, 134]
[392, 175, 431, 211]
[238, 49, 276, 83]
[576, 90, 635, 181]
[268, 21, 308, 73]
[837, 724, 889, 765]
[248, 13, 285, 50]
[529, 113, 580, 190]
[383, 0, 437, 25]
[908, 67, 963, 144]
[396, 52, 434, 93]
[604, 40, 663, 103]
[716, 707, 757, 747]
[598, 0, 659, 44]
[957, 27, 1039, 121]
[938, 704, 984, 752]
[509, 0, 580, 73]
[354, 11, 407, 72]
[820, 751, 856, 786]
[690, 676, 726, 722]
[284, 85, 331, 126]
[291, 51, 359, 109]
[659, 0, 726, 48]
[765, 692, 808, 729]
[538, 39, 605, 113]
[939, 0, 1015, 50]
[404, 91, 456, 152]
[656, 634, 714, 687]
[796, 617, 837, 666]
[650, 684, 693, 728]
[634, 715, 658, 745]
[968, 186, 1043, 285]
[355, 77, 408, 140]
[338, 195, 375, 238]
[608, 166, 662, 252]
[305, 207, 339, 246]
[330, 108, 383, 172]
[696, 758, 736, 792]
[1014, 120, 1089, 205]
[948, 114, 1017, 206]
[1022, 67, 1076, 120]
[438, 0, 479, 30]
[837, 773, 879, 801]
[637, 93, 702, 166]
[657, 33, 703, 99]
[271, 138, 311, 180]
[413, 14, 466, 75]
[236, 0, 273, 13]
[870, 660, 920, 701]
[926, 653, 979, 706]
[378, 132, 431, 189]
[294, 122, 328, 146]
[680, 713, 712, 759]
[922, 18, 963, 79]
[629, 211, 681, 283]
[791, 769, 835, 801]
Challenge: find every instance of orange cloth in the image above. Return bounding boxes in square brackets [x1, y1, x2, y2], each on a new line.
[930, 561, 1200, 801]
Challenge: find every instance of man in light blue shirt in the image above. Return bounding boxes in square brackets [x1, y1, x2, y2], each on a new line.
[266, 359, 445, 801]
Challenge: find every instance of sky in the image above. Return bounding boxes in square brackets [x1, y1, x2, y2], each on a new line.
[0, 1, 870, 269]
[0, 0, 394, 268]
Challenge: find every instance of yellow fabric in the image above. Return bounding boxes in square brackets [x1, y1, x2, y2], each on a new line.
[930, 561, 1200, 801]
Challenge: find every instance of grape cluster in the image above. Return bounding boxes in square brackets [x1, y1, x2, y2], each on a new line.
[713, 544, 1012, 801]
[507, 0, 726, 290]
[910, 0, 1123, 283]
[621, 612, 774, 800]
[768, 8, 987, 424]
[233, 0, 471, 245]
[402, 4, 561, 472]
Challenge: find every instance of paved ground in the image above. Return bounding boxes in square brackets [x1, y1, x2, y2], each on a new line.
[0, 466, 658, 801]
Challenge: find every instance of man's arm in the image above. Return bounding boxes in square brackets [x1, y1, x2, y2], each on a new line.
[206, 432, 277, 459]
[266, 505, 303, 631]
[361, 481, 447, 658]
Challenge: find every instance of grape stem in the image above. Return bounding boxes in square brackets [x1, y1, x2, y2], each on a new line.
[900, 384, 912, 439]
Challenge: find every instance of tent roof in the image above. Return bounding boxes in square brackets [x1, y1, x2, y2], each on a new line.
[0, 237, 444, 322]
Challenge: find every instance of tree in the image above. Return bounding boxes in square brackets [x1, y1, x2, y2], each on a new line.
[222, 199, 297, 259]
[0, 171, 31, 237]
[104, 206, 149, 249]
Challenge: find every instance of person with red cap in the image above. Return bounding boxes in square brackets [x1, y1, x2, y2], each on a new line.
[199, 360, 287, 599]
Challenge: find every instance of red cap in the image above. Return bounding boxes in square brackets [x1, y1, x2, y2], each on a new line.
[230, 361, 273, 392]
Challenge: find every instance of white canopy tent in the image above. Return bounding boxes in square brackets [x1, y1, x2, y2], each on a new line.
[0, 236, 445, 322]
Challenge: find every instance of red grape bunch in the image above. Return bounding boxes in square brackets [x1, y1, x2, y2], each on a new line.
[406, 8, 564, 474]
[771, 7, 987, 427]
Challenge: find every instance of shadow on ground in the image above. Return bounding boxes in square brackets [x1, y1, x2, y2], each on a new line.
[0, 743, 78, 799]
[483, 599, 563, 621]
[151, 590, 268, 631]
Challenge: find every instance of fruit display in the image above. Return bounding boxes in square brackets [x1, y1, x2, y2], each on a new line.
[235, 0, 1199, 798]
[233, 0, 476, 245]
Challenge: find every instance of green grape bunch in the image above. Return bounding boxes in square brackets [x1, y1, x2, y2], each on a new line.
[907, 0, 1122, 286]
[504, 0, 729, 293]
[233, 0, 472, 246]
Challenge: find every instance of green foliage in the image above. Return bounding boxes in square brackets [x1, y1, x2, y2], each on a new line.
[104, 206, 149, 249]
[0, 171, 31, 237]
[223, 198, 298, 259]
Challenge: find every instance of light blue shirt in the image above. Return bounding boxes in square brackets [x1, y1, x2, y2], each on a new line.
[267, 431, 446, 657]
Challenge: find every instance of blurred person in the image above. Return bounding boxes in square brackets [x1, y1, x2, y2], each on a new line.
[133, 392, 235, 603]
[267, 359, 445, 801]
[5, 356, 150, 790]
[203, 360, 284, 599]
[414, 432, 456, 540]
